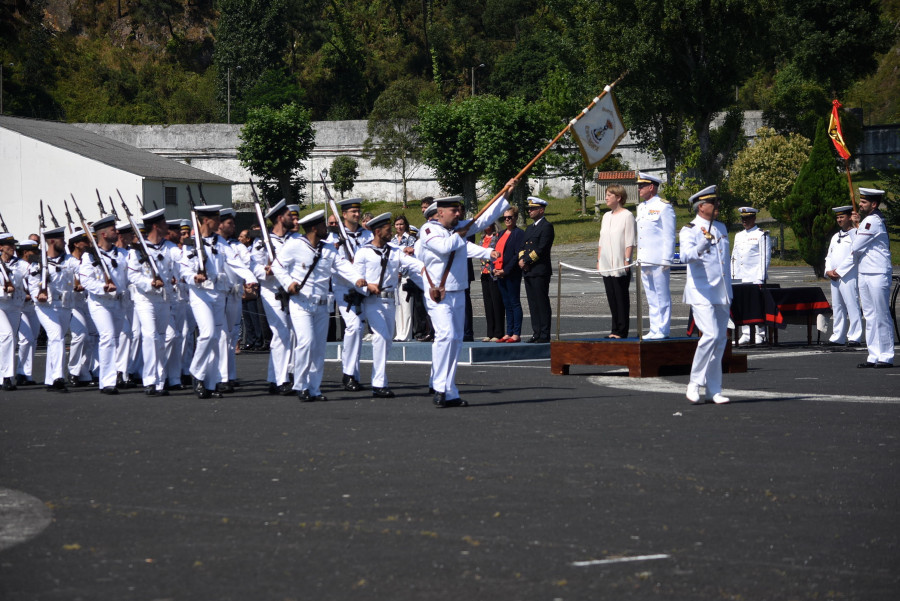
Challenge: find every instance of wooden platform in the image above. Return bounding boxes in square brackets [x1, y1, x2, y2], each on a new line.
[550, 337, 748, 378]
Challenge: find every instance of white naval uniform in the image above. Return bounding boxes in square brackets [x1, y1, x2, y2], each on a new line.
[30, 254, 75, 385]
[17, 287, 38, 381]
[354, 242, 425, 389]
[824, 228, 862, 344]
[272, 235, 363, 396]
[161, 241, 187, 387]
[180, 234, 258, 389]
[419, 197, 510, 400]
[328, 227, 373, 381]
[835, 211, 894, 365]
[224, 238, 251, 383]
[250, 233, 292, 387]
[127, 240, 176, 390]
[66, 255, 98, 384]
[680, 218, 733, 397]
[732, 225, 771, 343]
[392, 233, 417, 341]
[0, 257, 29, 379]
[636, 195, 676, 338]
[81, 246, 129, 389]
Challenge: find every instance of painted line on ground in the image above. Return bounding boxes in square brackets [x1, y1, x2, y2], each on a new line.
[572, 554, 671, 567]
[0, 488, 53, 552]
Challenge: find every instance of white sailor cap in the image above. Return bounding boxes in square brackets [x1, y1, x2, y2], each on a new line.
[66, 226, 87, 244]
[194, 205, 223, 217]
[435, 196, 463, 208]
[527, 197, 548, 209]
[44, 226, 67, 239]
[92, 214, 117, 231]
[265, 199, 288, 220]
[832, 205, 853, 215]
[366, 212, 392, 230]
[297, 209, 326, 229]
[17, 240, 38, 251]
[219, 208, 237, 220]
[0, 232, 17, 245]
[166, 219, 181, 227]
[179, 219, 191, 230]
[688, 185, 718, 211]
[636, 172, 663, 186]
[116, 221, 135, 233]
[409, 225, 419, 234]
[423, 203, 439, 219]
[738, 206, 759, 216]
[337, 198, 363, 211]
[859, 187, 885, 200]
[142, 208, 167, 225]
[287, 204, 301, 216]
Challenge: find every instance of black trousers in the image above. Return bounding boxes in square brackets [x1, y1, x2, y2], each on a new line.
[411, 288, 433, 338]
[524, 274, 552, 340]
[602, 272, 631, 338]
[480, 274, 506, 339]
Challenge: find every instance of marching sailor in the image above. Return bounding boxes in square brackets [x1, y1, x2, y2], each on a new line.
[116, 220, 142, 387]
[66, 226, 98, 387]
[731, 206, 771, 344]
[680, 185, 733, 405]
[823, 206, 863, 346]
[635, 172, 675, 339]
[273, 210, 365, 402]
[354, 212, 425, 397]
[0, 233, 29, 390]
[15, 240, 40, 387]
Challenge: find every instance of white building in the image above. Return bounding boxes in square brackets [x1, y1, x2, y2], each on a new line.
[0, 115, 232, 237]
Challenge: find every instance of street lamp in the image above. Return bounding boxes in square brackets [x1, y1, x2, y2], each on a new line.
[471, 63, 485, 96]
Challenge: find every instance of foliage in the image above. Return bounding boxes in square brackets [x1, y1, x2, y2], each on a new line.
[237, 103, 316, 205]
[772, 119, 847, 277]
[727, 127, 811, 211]
[874, 169, 900, 231]
[330, 156, 359, 199]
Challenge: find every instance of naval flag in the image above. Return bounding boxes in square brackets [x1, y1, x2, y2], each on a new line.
[828, 98, 851, 160]
[570, 87, 627, 168]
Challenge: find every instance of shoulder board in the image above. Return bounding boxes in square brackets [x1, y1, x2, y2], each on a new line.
[659, 198, 671, 204]
[684, 223, 695, 228]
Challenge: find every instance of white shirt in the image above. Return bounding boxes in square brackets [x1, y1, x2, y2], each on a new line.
[731, 225, 770, 284]
[836, 211, 892, 277]
[679, 218, 733, 306]
[354, 242, 425, 293]
[824, 228, 857, 279]
[327, 227, 373, 288]
[179, 234, 257, 292]
[273, 234, 362, 299]
[80, 245, 128, 300]
[636, 195, 676, 265]
[250, 232, 290, 292]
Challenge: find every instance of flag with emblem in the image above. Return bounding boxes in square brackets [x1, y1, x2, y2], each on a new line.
[828, 99, 851, 160]
[570, 89, 628, 169]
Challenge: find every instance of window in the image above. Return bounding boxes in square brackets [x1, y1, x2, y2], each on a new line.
[165, 186, 177, 206]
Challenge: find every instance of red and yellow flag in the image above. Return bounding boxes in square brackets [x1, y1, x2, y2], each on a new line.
[828, 99, 851, 160]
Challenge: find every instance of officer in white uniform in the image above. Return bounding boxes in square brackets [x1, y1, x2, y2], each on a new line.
[66, 226, 98, 386]
[249, 199, 296, 395]
[31, 226, 76, 393]
[0, 233, 29, 390]
[273, 210, 365, 402]
[680, 185, 733, 405]
[419, 188, 512, 407]
[731, 206, 771, 344]
[327, 198, 374, 392]
[15, 240, 39, 386]
[81, 214, 129, 395]
[180, 205, 258, 398]
[824, 206, 863, 346]
[835, 188, 894, 368]
[635, 172, 675, 339]
[354, 212, 425, 397]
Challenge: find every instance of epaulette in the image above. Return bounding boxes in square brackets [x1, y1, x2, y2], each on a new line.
[684, 223, 695, 228]
[660, 198, 671, 204]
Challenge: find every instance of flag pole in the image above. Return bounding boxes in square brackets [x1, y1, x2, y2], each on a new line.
[467, 70, 630, 224]
[843, 159, 857, 213]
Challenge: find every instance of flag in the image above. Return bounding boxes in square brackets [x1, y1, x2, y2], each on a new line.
[828, 98, 851, 160]
[570, 89, 627, 169]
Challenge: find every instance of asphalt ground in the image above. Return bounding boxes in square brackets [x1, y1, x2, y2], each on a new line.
[1, 337, 899, 600]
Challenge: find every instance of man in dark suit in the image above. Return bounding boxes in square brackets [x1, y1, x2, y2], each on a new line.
[518, 197, 555, 343]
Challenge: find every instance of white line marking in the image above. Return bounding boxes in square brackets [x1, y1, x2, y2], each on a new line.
[572, 554, 670, 567]
[0, 488, 53, 552]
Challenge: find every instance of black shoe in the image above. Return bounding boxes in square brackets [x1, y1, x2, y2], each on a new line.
[181, 374, 193, 386]
[101, 387, 119, 395]
[310, 394, 328, 402]
[428, 387, 435, 396]
[297, 389, 312, 402]
[857, 362, 876, 368]
[116, 372, 127, 389]
[433, 392, 447, 408]
[145, 387, 157, 396]
[158, 389, 170, 396]
[372, 387, 395, 398]
[268, 382, 279, 395]
[536, 337, 551, 343]
[195, 382, 222, 399]
[826, 341, 845, 347]
[445, 398, 468, 408]
[2, 377, 16, 391]
[874, 362, 894, 369]
[15, 374, 26, 386]
[50, 378, 69, 393]
[278, 383, 294, 396]
[526, 336, 538, 343]
[847, 341, 863, 347]
[126, 375, 140, 389]
[342, 374, 362, 392]
[215, 382, 235, 394]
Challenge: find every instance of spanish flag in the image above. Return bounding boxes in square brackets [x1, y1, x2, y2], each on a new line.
[828, 99, 851, 160]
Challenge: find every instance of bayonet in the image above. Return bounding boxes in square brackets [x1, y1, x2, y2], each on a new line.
[320, 169, 353, 261]
[249, 179, 276, 264]
[117, 190, 160, 281]
[72, 194, 112, 285]
[186, 186, 207, 277]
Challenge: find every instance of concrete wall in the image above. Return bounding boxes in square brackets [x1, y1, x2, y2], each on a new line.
[858, 124, 900, 171]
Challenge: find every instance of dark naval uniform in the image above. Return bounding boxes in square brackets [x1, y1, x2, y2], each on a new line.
[519, 199, 554, 343]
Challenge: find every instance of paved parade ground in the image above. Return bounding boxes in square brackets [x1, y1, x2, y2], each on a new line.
[1, 335, 898, 600]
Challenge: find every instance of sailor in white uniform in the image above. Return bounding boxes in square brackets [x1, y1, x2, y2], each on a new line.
[835, 188, 894, 368]
[635, 172, 675, 339]
[680, 185, 733, 405]
[272, 210, 365, 402]
[32, 226, 76, 393]
[15, 240, 40, 386]
[731, 206, 771, 344]
[0, 233, 30, 390]
[66, 226, 98, 386]
[823, 205, 863, 346]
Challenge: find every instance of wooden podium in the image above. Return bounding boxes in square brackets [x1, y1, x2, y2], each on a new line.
[550, 337, 747, 378]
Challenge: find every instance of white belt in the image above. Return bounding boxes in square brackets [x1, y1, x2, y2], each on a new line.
[298, 294, 329, 305]
[376, 290, 395, 299]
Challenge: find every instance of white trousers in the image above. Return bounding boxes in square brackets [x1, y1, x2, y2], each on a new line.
[88, 297, 124, 388]
[289, 299, 329, 395]
[68, 301, 97, 382]
[394, 275, 413, 341]
[0, 303, 22, 379]
[181, 303, 196, 378]
[134, 295, 171, 389]
[641, 265, 671, 337]
[829, 277, 863, 344]
[114, 299, 133, 379]
[689, 303, 730, 395]
[364, 296, 396, 388]
[260, 287, 292, 385]
[167, 299, 186, 386]
[17, 305, 37, 378]
[336, 285, 364, 379]
[858, 272, 894, 364]
[189, 288, 228, 389]
[426, 290, 465, 400]
[225, 292, 242, 381]
[34, 303, 72, 385]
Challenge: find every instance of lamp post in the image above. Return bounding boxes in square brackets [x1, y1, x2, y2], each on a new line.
[471, 63, 485, 96]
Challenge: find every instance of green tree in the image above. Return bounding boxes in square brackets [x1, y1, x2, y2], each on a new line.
[727, 127, 811, 211]
[330, 156, 359, 199]
[238, 103, 316, 205]
[771, 119, 847, 277]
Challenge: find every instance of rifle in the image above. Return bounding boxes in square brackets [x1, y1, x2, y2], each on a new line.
[320, 169, 353, 261]
[249, 179, 275, 264]
[108, 196, 121, 220]
[38, 201, 48, 296]
[0, 211, 8, 233]
[96, 189, 109, 217]
[63, 200, 76, 235]
[0, 213, 12, 290]
[186, 186, 207, 277]
[71, 194, 112, 286]
[117, 189, 160, 281]
[47, 206, 61, 228]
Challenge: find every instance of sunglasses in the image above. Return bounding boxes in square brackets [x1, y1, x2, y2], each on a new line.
[503, 216, 515, 220]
